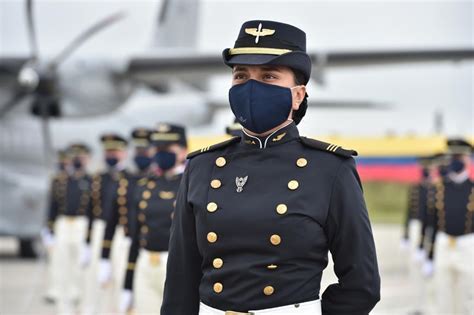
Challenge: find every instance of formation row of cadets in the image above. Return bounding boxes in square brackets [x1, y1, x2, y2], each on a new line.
[42, 123, 189, 315]
[401, 138, 473, 314]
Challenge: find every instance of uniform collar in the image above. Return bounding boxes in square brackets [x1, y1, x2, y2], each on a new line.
[448, 170, 470, 184]
[241, 121, 299, 149]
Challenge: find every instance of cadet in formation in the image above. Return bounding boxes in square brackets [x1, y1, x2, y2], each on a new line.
[43, 149, 71, 304]
[81, 134, 131, 314]
[400, 156, 436, 313]
[425, 138, 473, 314]
[46, 143, 92, 314]
[97, 128, 156, 312]
[121, 124, 188, 314]
[161, 20, 380, 315]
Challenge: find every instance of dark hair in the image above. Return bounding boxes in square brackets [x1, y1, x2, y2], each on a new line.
[291, 70, 308, 125]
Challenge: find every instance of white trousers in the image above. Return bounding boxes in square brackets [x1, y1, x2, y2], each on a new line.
[434, 232, 474, 314]
[109, 226, 131, 312]
[45, 231, 61, 300]
[134, 249, 168, 315]
[199, 300, 321, 315]
[407, 219, 429, 311]
[81, 219, 105, 315]
[54, 216, 88, 315]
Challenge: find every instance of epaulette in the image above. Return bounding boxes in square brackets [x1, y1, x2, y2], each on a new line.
[187, 137, 241, 159]
[300, 137, 357, 158]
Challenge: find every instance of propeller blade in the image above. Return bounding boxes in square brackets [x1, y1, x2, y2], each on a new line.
[40, 111, 54, 169]
[25, 0, 39, 61]
[50, 11, 126, 68]
[0, 90, 28, 119]
[158, 0, 171, 24]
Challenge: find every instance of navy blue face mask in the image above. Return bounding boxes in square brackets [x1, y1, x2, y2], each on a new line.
[449, 159, 465, 173]
[134, 156, 152, 171]
[422, 168, 430, 179]
[155, 151, 176, 171]
[229, 79, 293, 134]
[73, 159, 82, 170]
[105, 157, 119, 167]
[438, 165, 449, 178]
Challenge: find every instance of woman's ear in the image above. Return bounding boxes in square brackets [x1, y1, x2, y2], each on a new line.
[291, 85, 306, 111]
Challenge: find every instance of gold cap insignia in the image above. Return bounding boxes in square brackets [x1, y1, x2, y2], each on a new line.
[245, 23, 275, 44]
[157, 124, 171, 132]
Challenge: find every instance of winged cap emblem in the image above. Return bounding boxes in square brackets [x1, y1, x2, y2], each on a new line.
[245, 23, 275, 43]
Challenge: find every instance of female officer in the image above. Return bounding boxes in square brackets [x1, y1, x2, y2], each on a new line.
[161, 20, 380, 315]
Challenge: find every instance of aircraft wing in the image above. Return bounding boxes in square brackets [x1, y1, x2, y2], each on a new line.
[127, 48, 474, 86]
[319, 48, 474, 67]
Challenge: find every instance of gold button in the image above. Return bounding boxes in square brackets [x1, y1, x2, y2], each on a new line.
[119, 179, 128, 186]
[207, 232, 218, 243]
[276, 204, 287, 215]
[207, 202, 218, 213]
[296, 158, 307, 168]
[267, 264, 278, 270]
[140, 239, 147, 247]
[142, 190, 151, 200]
[288, 180, 299, 190]
[215, 157, 226, 167]
[119, 217, 128, 225]
[147, 181, 156, 189]
[117, 196, 127, 206]
[263, 286, 274, 296]
[141, 226, 149, 234]
[138, 213, 146, 222]
[213, 282, 223, 293]
[213, 258, 224, 269]
[139, 201, 148, 209]
[270, 234, 281, 246]
[119, 206, 128, 215]
[117, 187, 127, 195]
[210, 179, 222, 189]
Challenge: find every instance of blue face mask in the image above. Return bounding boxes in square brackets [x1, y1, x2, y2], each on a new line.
[422, 168, 430, 179]
[105, 157, 119, 167]
[438, 165, 449, 178]
[449, 159, 465, 173]
[73, 159, 82, 170]
[155, 151, 176, 171]
[134, 156, 152, 171]
[229, 79, 293, 134]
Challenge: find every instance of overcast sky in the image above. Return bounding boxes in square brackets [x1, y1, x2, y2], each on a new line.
[0, 0, 472, 136]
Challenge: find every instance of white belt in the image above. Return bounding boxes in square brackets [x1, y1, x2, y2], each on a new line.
[199, 300, 321, 315]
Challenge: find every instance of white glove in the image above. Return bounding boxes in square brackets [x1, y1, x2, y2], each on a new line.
[79, 243, 92, 268]
[422, 260, 434, 277]
[399, 238, 409, 251]
[118, 289, 133, 313]
[40, 228, 55, 249]
[98, 259, 112, 286]
[413, 248, 426, 263]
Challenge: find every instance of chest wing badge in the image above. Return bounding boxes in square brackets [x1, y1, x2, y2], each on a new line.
[159, 191, 175, 200]
[235, 176, 248, 193]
